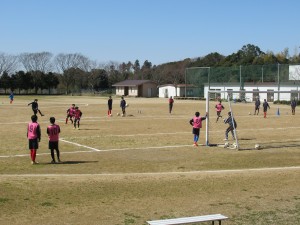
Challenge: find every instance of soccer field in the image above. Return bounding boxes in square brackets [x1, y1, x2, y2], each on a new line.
[0, 95, 299, 225]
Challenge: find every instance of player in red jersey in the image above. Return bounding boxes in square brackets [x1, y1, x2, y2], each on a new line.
[66, 104, 75, 124]
[189, 112, 208, 146]
[169, 96, 174, 114]
[215, 100, 225, 122]
[27, 115, 41, 165]
[47, 117, 61, 163]
[73, 106, 82, 130]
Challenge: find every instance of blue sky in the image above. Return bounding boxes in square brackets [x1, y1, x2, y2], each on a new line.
[1, 0, 299, 65]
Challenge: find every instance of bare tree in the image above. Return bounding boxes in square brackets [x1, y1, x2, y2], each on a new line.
[53, 53, 92, 94]
[0, 52, 19, 75]
[54, 53, 91, 73]
[19, 52, 53, 73]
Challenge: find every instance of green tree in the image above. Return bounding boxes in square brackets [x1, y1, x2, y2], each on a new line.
[0, 71, 11, 93]
[42, 72, 59, 94]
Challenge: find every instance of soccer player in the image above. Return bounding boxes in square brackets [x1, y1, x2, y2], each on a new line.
[215, 100, 225, 122]
[189, 112, 208, 146]
[66, 104, 75, 124]
[73, 106, 82, 129]
[224, 111, 237, 141]
[120, 96, 126, 116]
[291, 98, 297, 115]
[169, 96, 174, 114]
[9, 92, 14, 104]
[108, 96, 113, 116]
[47, 117, 61, 163]
[27, 115, 41, 165]
[262, 99, 270, 118]
[254, 97, 261, 115]
[28, 99, 44, 116]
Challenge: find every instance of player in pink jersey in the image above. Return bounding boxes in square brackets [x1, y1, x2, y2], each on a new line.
[47, 117, 61, 163]
[27, 115, 41, 164]
[66, 104, 75, 124]
[189, 111, 208, 146]
[215, 100, 225, 122]
[73, 106, 82, 130]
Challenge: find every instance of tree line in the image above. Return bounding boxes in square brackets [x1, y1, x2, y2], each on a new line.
[1, 44, 300, 94]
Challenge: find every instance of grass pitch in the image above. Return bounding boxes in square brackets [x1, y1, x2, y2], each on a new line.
[0, 95, 299, 225]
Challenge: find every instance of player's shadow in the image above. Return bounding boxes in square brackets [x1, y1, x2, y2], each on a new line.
[77, 129, 100, 131]
[49, 161, 98, 165]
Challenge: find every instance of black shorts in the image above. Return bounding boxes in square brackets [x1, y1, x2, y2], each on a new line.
[49, 141, 59, 150]
[29, 139, 39, 149]
[192, 128, 200, 136]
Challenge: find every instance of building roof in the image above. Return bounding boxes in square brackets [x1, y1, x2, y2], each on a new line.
[158, 84, 195, 88]
[112, 80, 156, 87]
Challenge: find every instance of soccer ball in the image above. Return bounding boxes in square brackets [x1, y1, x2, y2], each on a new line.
[126, 103, 129, 107]
[86, 104, 89, 106]
[117, 113, 120, 116]
[255, 144, 261, 150]
[224, 142, 229, 148]
[232, 142, 237, 149]
[248, 112, 251, 115]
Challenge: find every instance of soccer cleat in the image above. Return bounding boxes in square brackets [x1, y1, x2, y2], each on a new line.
[193, 142, 198, 146]
[51, 160, 56, 164]
[223, 138, 228, 141]
[57, 159, 61, 163]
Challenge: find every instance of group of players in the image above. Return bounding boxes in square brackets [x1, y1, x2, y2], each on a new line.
[189, 101, 237, 147]
[26, 96, 128, 165]
[190, 96, 297, 147]
[26, 99, 83, 165]
[26, 95, 297, 164]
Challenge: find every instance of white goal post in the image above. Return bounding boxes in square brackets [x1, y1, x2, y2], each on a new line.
[205, 90, 300, 150]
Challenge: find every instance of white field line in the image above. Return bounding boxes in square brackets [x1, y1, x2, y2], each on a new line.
[59, 139, 193, 153]
[0, 139, 194, 158]
[0, 113, 296, 125]
[59, 138, 102, 151]
[0, 166, 299, 177]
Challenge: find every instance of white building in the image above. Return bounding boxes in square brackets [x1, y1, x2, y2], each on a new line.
[158, 84, 197, 98]
[204, 82, 300, 102]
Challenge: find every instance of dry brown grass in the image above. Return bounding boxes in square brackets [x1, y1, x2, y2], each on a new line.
[0, 95, 299, 225]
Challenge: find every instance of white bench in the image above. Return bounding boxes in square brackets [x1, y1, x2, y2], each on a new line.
[147, 214, 228, 225]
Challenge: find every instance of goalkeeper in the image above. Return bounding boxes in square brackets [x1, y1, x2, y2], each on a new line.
[224, 111, 237, 141]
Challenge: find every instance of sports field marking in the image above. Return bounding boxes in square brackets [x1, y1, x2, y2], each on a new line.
[0, 139, 195, 158]
[59, 138, 102, 151]
[0, 166, 299, 177]
[60, 138, 193, 152]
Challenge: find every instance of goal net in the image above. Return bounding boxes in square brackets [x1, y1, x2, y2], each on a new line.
[205, 90, 300, 150]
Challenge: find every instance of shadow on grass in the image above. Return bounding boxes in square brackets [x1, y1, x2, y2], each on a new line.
[45, 161, 98, 165]
[76, 128, 100, 131]
[239, 141, 300, 151]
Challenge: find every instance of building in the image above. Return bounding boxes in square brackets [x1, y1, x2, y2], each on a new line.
[112, 80, 157, 97]
[204, 82, 300, 102]
[158, 84, 197, 98]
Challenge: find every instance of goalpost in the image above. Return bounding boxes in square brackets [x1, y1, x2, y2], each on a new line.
[205, 90, 300, 150]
